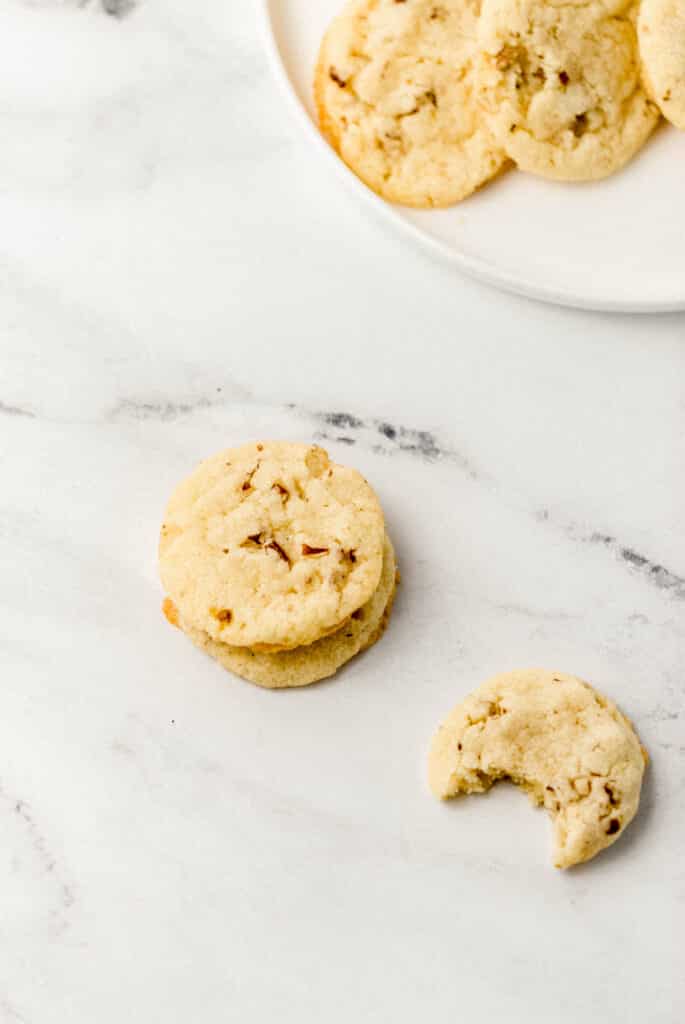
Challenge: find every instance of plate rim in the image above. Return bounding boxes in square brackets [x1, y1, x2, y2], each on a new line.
[258, 0, 685, 314]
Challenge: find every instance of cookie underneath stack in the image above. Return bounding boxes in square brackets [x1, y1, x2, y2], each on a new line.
[159, 441, 396, 688]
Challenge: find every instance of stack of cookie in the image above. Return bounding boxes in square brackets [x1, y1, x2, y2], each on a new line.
[159, 442, 397, 688]
[314, 0, 673, 208]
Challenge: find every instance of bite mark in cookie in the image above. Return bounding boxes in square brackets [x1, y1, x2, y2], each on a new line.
[429, 669, 648, 867]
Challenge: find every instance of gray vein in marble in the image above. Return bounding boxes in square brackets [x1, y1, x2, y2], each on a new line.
[225, 770, 512, 873]
[646, 704, 682, 723]
[308, 409, 479, 479]
[657, 742, 685, 754]
[70, 0, 138, 15]
[0, 401, 35, 419]
[0, 783, 75, 936]
[99, 0, 138, 16]
[493, 601, 578, 622]
[4, 388, 681, 601]
[16, 0, 137, 14]
[105, 380, 252, 423]
[110, 713, 222, 791]
[107, 396, 221, 423]
[311, 410, 684, 599]
[587, 530, 685, 598]
[527, 510, 685, 598]
[107, 715, 510, 873]
[0, 995, 28, 1024]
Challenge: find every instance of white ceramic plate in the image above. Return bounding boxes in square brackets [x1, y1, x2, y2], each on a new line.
[260, 0, 685, 312]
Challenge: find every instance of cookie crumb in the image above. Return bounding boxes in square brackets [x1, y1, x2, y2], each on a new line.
[162, 597, 179, 628]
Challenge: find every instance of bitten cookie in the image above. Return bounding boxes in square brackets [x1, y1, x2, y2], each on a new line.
[159, 442, 385, 650]
[428, 669, 648, 868]
[164, 534, 397, 688]
[476, 0, 660, 180]
[639, 0, 685, 129]
[315, 0, 506, 208]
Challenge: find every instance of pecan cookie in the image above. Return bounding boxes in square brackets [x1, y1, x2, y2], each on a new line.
[429, 669, 648, 867]
[159, 442, 385, 650]
[639, 0, 685, 129]
[314, 0, 506, 208]
[476, 0, 659, 180]
[163, 534, 397, 688]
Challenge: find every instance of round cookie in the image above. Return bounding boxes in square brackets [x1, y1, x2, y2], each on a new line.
[165, 535, 397, 689]
[639, 0, 685, 129]
[476, 0, 660, 180]
[314, 0, 506, 208]
[159, 442, 385, 650]
[428, 669, 648, 868]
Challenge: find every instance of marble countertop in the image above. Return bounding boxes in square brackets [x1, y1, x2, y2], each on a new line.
[1, 2, 682, 1021]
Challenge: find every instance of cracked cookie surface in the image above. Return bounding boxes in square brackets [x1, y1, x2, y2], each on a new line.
[476, 0, 659, 180]
[429, 669, 648, 867]
[639, 0, 685, 129]
[164, 534, 397, 688]
[159, 442, 385, 650]
[315, 0, 506, 207]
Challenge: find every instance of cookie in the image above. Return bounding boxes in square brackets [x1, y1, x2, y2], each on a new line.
[164, 534, 397, 689]
[639, 0, 685, 129]
[159, 442, 385, 650]
[476, 0, 660, 180]
[428, 669, 648, 868]
[314, 0, 506, 208]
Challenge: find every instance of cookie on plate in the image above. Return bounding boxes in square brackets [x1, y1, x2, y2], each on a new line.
[476, 0, 660, 180]
[315, 0, 506, 208]
[639, 0, 685, 129]
[428, 669, 648, 867]
[164, 533, 397, 688]
[159, 442, 385, 651]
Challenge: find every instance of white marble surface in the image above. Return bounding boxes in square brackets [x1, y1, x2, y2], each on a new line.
[0, 2, 683, 1021]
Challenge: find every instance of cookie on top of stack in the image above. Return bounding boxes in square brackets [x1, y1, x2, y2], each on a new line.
[159, 441, 397, 688]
